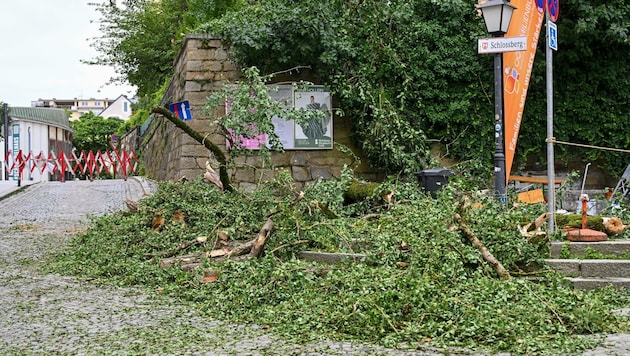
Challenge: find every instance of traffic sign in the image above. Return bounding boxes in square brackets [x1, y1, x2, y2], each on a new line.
[169, 101, 192, 121]
[548, 21, 558, 51]
[478, 37, 527, 54]
[547, 0, 559, 22]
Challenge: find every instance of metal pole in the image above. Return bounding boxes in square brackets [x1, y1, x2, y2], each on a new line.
[494, 50, 507, 202]
[545, 15, 556, 233]
[3, 104, 8, 181]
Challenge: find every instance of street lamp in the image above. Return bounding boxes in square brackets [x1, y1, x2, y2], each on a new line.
[477, 0, 516, 201]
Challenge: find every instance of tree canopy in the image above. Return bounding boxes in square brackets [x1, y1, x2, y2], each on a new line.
[71, 112, 124, 153]
[89, 0, 630, 177]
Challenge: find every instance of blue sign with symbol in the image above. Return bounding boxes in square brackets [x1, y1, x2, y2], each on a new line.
[548, 21, 558, 51]
[169, 101, 192, 121]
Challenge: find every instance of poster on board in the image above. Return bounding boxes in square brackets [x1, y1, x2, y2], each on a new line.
[293, 85, 333, 149]
[268, 84, 295, 150]
[226, 84, 333, 151]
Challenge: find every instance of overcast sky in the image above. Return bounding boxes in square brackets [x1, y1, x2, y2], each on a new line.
[0, 1, 136, 107]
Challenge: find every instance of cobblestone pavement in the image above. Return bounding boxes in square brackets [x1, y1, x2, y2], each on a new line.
[0, 178, 629, 355]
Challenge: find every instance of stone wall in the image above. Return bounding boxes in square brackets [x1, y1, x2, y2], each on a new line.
[140, 34, 380, 190]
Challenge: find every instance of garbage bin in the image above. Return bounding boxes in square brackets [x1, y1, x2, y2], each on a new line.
[415, 168, 454, 198]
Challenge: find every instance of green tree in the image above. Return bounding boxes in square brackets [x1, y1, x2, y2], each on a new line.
[71, 112, 124, 153]
[211, 0, 487, 175]
[208, 0, 629, 177]
[86, 0, 245, 97]
[520, 0, 630, 176]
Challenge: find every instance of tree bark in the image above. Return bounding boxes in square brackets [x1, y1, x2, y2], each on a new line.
[454, 213, 512, 281]
[150, 106, 232, 191]
[249, 219, 274, 257]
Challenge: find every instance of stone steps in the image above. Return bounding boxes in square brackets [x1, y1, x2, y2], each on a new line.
[547, 240, 630, 290]
[298, 240, 630, 290]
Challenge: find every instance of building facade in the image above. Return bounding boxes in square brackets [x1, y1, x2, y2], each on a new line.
[1, 107, 72, 182]
[31, 95, 134, 121]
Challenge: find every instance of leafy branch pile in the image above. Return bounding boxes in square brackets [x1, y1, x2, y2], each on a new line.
[49, 171, 630, 354]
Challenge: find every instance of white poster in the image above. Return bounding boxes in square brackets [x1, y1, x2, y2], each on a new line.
[293, 85, 333, 149]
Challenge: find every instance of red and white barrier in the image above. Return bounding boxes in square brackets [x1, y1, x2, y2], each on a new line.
[3, 148, 139, 181]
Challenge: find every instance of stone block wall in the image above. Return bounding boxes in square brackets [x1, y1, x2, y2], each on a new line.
[141, 34, 380, 189]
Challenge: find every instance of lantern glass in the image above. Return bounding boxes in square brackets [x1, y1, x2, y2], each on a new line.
[478, 0, 516, 36]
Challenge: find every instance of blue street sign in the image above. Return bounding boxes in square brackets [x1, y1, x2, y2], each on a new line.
[169, 101, 192, 121]
[548, 21, 558, 51]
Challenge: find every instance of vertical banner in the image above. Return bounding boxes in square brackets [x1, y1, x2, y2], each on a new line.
[502, 0, 545, 180]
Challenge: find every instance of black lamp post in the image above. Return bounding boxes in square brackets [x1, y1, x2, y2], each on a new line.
[477, 0, 516, 202]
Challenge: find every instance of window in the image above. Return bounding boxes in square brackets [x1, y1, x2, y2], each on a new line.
[123, 102, 128, 112]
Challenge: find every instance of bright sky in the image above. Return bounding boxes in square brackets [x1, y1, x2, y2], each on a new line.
[0, 1, 136, 107]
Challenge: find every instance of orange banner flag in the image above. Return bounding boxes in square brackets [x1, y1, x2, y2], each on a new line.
[502, 0, 545, 181]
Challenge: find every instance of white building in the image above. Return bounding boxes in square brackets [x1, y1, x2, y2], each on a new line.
[31, 95, 134, 121]
[1, 107, 72, 182]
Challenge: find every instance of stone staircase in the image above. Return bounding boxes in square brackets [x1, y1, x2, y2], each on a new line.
[547, 240, 630, 290]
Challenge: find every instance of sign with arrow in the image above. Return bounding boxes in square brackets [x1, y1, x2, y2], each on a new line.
[169, 101, 192, 121]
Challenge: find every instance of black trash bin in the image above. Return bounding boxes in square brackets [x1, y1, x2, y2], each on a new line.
[415, 168, 454, 198]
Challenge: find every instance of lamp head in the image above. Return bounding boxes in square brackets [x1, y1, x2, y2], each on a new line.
[477, 0, 517, 36]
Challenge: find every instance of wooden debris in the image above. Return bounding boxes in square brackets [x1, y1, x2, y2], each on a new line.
[201, 270, 218, 283]
[158, 236, 208, 259]
[125, 199, 139, 213]
[603, 217, 625, 235]
[218, 230, 229, 241]
[249, 219, 274, 258]
[152, 213, 165, 232]
[204, 161, 224, 190]
[172, 209, 185, 223]
[455, 213, 511, 281]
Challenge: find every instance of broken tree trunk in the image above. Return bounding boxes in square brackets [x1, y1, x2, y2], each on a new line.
[249, 219, 274, 258]
[150, 106, 232, 191]
[454, 213, 512, 281]
[160, 218, 275, 269]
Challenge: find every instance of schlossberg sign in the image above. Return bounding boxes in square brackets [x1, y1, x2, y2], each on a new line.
[478, 36, 527, 54]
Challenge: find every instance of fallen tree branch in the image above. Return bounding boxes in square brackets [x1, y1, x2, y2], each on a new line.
[454, 213, 512, 281]
[269, 240, 311, 255]
[249, 219, 275, 257]
[528, 213, 550, 232]
[151, 106, 232, 191]
[159, 236, 208, 259]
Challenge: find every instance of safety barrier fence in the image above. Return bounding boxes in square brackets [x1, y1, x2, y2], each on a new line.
[3, 148, 138, 181]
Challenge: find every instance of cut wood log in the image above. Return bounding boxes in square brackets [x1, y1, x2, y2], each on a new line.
[528, 212, 550, 232]
[160, 219, 276, 270]
[603, 217, 625, 235]
[454, 213, 512, 281]
[249, 219, 274, 258]
[160, 252, 206, 269]
[159, 236, 207, 259]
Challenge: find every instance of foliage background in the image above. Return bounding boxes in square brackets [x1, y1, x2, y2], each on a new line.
[89, 0, 629, 178]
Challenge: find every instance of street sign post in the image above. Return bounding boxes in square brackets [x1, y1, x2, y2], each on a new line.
[548, 21, 558, 51]
[169, 101, 192, 121]
[478, 36, 527, 54]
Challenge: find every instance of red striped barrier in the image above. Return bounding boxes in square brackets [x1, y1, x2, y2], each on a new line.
[3, 149, 139, 181]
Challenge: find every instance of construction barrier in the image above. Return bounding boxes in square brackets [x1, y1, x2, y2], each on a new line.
[3, 147, 138, 182]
